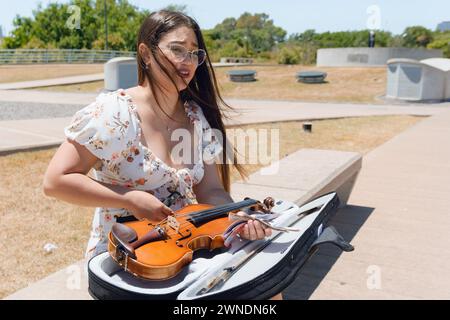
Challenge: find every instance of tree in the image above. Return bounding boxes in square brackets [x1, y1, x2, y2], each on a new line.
[210, 12, 286, 58]
[402, 26, 433, 47]
[2, 16, 34, 48]
[162, 4, 188, 14]
[427, 30, 450, 58]
[1, 0, 149, 51]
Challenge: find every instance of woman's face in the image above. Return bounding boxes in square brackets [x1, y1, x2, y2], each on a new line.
[152, 26, 203, 92]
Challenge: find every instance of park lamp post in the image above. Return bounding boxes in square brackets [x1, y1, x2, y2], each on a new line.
[104, 0, 108, 50]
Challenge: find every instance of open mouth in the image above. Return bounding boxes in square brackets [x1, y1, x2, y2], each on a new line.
[178, 70, 190, 78]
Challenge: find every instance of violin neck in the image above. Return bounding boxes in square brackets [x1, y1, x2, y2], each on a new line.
[188, 198, 258, 226]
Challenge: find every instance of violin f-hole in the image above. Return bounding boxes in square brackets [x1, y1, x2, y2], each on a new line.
[176, 229, 192, 247]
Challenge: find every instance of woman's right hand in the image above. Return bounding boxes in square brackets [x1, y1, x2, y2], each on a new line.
[124, 190, 174, 221]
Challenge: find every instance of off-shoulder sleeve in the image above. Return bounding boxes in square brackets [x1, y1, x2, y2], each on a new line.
[64, 92, 138, 163]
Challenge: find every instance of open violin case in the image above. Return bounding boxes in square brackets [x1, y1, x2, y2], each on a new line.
[87, 192, 354, 300]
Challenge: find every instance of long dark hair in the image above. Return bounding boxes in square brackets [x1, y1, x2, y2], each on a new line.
[136, 10, 247, 192]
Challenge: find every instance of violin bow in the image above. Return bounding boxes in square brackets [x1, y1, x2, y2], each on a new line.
[196, 204, 322, 296]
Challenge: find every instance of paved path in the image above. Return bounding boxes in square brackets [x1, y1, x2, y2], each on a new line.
[283, 107, 450, 299]
[225, 98, 448, 125]
[0, 89, 97, 105]
[1, 89, 448, 154]
[1, 88, 448, 114]
[0, 74, 104, 90]
[0, 62, 254, 90]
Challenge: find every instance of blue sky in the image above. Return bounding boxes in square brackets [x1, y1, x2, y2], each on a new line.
[1, 0, 449, 37]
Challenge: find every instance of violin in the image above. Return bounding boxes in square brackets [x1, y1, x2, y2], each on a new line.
[108, 197, 275, 280]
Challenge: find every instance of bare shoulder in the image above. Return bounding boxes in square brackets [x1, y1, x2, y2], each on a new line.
[124, 86, 140, 97]
[124, 86, 144, 104]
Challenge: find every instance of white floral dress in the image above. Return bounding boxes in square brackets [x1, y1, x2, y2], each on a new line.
[64, 89, 221, 258]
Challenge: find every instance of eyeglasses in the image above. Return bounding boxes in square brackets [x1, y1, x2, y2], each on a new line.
[160, 43, 207, 66]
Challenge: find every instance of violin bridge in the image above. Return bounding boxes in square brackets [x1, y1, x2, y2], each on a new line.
[167, 215, 180, 233]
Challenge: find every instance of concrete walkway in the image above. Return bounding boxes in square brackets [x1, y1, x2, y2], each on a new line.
[0, 89, 98, 104]
[0, 62, 253, 90]
[0, 74, 104, 90]
[283, 107, 450, 299]
[0, 118, 69, 154]
[1, 89, 448, 154]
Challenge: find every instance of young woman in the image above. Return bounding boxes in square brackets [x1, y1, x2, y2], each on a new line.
[43, 10, 281, 299]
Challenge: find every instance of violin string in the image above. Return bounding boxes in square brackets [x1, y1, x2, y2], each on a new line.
[175, 199, 257, 219]
[154, 205, 238, 229]
[163, 207, 266, 238]
[160, 208, 244, 237]
[155, 206, 228, 228]
[155, 199, 259, 237]
[155, 199, 257, 227]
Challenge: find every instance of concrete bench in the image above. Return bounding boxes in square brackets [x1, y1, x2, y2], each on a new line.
[220, 57, 254, 64]
[4, 148, 361, 300]
[104, 57, 138, 91]
[296, 71, 327, 84]
[227, 70, 257, 82]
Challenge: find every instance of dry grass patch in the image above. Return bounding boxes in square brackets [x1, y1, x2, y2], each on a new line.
[0, 115, 423, 298]
[0, 149, 92, 298]
[229, 115, 423, 183]
[22, 64, 387, 104]
[0, 64, 104, 83]
[215, 65, 387, 104]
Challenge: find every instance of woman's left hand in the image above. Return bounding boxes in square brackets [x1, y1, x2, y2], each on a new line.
[235, 211, 272, 240]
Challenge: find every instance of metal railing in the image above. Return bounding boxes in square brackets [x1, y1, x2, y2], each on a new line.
[0, 49, 136, 64]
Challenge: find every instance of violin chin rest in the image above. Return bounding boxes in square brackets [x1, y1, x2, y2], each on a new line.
[112, 223, 138, 243]
[111, 223, 138, 258]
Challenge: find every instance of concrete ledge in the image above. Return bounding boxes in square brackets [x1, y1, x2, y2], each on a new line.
[317, 47, 442, 67]
[231, 148, 362, 208]
[0, 142, 63, 156]
[4, 260, 91, 300]
[4, 148, 361, 300]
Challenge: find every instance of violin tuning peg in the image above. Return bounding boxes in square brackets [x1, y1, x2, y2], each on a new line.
[263, 197, 275, 209]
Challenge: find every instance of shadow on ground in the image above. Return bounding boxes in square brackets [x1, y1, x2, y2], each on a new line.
[283, 204, 374, 300]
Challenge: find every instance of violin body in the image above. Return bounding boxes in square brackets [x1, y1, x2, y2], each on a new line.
[108, 198, 274, 280]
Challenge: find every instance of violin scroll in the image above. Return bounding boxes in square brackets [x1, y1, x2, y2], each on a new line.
[244, 196, 275, 214]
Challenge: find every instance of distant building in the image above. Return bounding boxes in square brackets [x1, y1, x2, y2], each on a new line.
[437, 21, 450, 32]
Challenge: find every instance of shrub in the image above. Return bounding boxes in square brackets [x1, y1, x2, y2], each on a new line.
[277, 46, 300, 64]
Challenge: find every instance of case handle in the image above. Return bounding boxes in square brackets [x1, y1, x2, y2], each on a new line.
[309, 225, 354, 253]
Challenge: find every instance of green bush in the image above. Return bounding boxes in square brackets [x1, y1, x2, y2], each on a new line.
[428, 39, 450, 58]
[22, 37, 52, 49]
[277, 46, 300, 65]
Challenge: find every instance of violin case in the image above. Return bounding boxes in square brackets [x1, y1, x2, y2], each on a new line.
[87, 192, 354, 300]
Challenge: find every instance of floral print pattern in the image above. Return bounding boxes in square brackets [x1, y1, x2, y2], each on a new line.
[64, 89, 222, 258]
